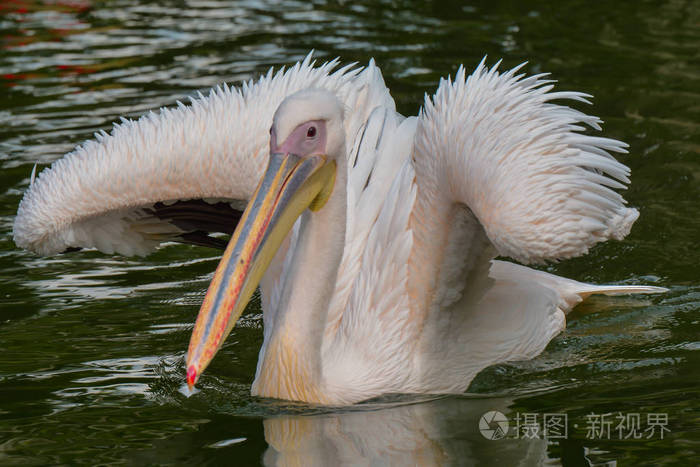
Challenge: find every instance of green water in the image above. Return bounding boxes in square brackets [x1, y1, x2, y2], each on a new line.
[1, 0, 698, 465]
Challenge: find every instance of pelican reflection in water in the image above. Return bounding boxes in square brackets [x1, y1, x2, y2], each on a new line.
[13, 53, 664, 405]
[258, 396, 547, 465]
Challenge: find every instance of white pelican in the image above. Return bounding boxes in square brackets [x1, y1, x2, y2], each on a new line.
[13, 54, 664, 405]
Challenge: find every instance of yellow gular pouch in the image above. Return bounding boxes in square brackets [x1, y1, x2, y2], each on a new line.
[308, 158, 336, 212]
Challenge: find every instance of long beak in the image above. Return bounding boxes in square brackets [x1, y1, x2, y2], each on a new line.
[185, 152, 336, 389]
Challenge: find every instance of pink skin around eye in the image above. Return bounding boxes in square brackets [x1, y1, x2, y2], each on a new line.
[271, 120, 327, 157]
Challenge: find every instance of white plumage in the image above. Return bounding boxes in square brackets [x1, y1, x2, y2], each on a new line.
[14, 57, 379, 256]
[13, 53, 664, 405]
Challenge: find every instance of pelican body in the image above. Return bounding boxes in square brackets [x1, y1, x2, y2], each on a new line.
[13, 54, 664, 405]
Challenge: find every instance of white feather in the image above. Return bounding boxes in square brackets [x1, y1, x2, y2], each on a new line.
[13, 53, 365, 256]
[414, 60, 638, 264]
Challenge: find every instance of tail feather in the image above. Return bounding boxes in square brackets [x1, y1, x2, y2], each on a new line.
[574, 284, 668, 300]
[489, 260, 667, 313]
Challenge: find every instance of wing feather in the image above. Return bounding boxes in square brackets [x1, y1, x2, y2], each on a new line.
[415, 60, 637, 264]
[13, 53, 364, 256]
[397, 60, 655, 393]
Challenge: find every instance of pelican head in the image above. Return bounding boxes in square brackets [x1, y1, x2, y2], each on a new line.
[186, 89, 345, 389]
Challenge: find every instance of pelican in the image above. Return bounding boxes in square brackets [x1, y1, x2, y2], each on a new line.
[13, 54, 664, 405]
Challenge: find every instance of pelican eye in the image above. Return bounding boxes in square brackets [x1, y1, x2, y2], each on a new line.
[307, 126, 317, 138]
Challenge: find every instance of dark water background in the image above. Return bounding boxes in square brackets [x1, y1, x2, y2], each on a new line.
[1, 0, 698, 465]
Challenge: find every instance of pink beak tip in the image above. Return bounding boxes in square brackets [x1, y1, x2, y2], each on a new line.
[186, 365, 198, 389]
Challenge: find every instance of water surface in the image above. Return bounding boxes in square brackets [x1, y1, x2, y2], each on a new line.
[1, 0, 698, 465]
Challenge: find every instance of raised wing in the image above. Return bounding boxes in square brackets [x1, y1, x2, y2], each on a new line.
[415, 59, 636, 266]
[402, 59, 655, 394]
[13, 54, 371, 257]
